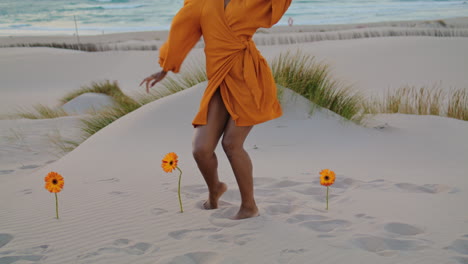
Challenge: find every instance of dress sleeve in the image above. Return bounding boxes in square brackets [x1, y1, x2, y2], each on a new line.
[158, 0, 202, 73]
[254, 0, 292, 28]
[269, 0, 292, 27]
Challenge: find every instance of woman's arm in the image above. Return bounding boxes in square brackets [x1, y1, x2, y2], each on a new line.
[140, 0, 202, 92]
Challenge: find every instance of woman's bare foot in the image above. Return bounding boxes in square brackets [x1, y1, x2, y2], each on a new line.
[232, 205, 259, 220]
[203, 182, 227, 209]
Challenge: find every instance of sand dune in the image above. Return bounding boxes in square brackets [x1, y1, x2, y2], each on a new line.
[0, 83, 467, 263]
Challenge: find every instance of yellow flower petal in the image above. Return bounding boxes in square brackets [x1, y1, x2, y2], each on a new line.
[162, 152, 178, 173]
[320, 169, 335, 187]
[44, 172, 64, 193]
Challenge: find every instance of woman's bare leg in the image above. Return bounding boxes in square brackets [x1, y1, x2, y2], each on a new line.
[221, 119, 258, 219]
[192, 90, 229, 209]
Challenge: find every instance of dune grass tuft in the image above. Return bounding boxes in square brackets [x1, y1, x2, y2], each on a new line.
[80, 63, 207, 139]
[367, 85, 468, 121]
[271, 51, 364, 123]
[61, 80, 139, 108]
[1, 42, 158, 52]
[16, 104, 69, 119]
[370, 85, 444, 115]
[446, 89, 467, 121]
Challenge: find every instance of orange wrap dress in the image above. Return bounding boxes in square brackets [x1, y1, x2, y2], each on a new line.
[158, 0, 292, 126]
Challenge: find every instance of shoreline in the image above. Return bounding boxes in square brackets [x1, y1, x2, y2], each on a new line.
[1, 16, 467, 49]
[1, 15, 468, 37]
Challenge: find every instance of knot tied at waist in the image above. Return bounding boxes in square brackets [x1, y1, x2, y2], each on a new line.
[240, 37, 263, 110]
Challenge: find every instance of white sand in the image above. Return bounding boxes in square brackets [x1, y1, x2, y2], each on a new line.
[0, 19, 468, 264]
[62, 93, 116, 115]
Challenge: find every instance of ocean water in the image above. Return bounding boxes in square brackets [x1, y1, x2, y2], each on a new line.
[0, 0, 467, 36]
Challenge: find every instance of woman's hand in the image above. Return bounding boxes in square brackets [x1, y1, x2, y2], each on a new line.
[139, 71, 168, 93]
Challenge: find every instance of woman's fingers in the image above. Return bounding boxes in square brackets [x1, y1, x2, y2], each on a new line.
[146, 79, 153, 93]
[139, 76, 155, 93]
[140, 71, 167, 93]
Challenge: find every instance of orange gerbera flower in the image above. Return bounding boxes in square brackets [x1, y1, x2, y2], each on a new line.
[162, 152, 178, 173]
[320, 169, 335, 187]
[44, 172, 64, 193]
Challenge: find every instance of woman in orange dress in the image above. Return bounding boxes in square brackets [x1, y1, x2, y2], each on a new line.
[141, 0, 292, 219]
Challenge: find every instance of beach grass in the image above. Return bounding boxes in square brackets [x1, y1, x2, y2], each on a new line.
[15, 104, 69, 119]
[80, 63, 207, 139]
[1, 42, 158, 52]
[367, 85, 468, 121]
[447, 89, 468, 121]
[61, 80, 139, 108]
[271, 51, 364, 123]
[9, 50, 467, 155]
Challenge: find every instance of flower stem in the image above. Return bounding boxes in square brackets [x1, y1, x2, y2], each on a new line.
[55, 193, 59, 219]
[177, 167, 183, 213]
[326, 186, 329, 210]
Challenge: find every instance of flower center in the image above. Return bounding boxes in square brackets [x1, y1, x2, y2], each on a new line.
[52, 179, 58, 185]
[324, 176, 329, 181]
[169, 161, 173, 166]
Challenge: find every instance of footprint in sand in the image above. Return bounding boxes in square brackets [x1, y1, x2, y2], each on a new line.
[447, 238, 468, 255]
[168, 228, 219, 240]
[384, 222, 424, 236]
[181, 184, 206, 199]
[300, 219, 352, 233]
[0, 235, 49, 264]
[292, 186, 323, 196]
[266, 180, 304, 189]
[454, 256, 468, 264]
[286, 214, 328, 224]
[150, 208, 168, 216]
[76, 239, 155, 262]
[97, 178, 120, 183]
[19, 189, 32, 195]
[352, 234, 428, 256]
[279, 248, 307, 264]
[291, 185, 340, 203]
[357, 179, 456, 194]
[208, 207, 241, 227]
[331, 177, 359, 189]
[0, 170, 14, 175]
[209, 207, 266, 228]
[357, 179, 390, 191]
[108, 191, 130, 197]
[291, 177, 356, 202]
[184, 184, 239, 204]
[0, 234, 13, 249]
[162, 251, 220, 264]
[395, 183, 453, 194]
[354, 213, 375, 220]
[286, 214, 351, 233]
[19, 164, 40, 170]
[208, 233, 254, 246]
[264, 203, 297, 216]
